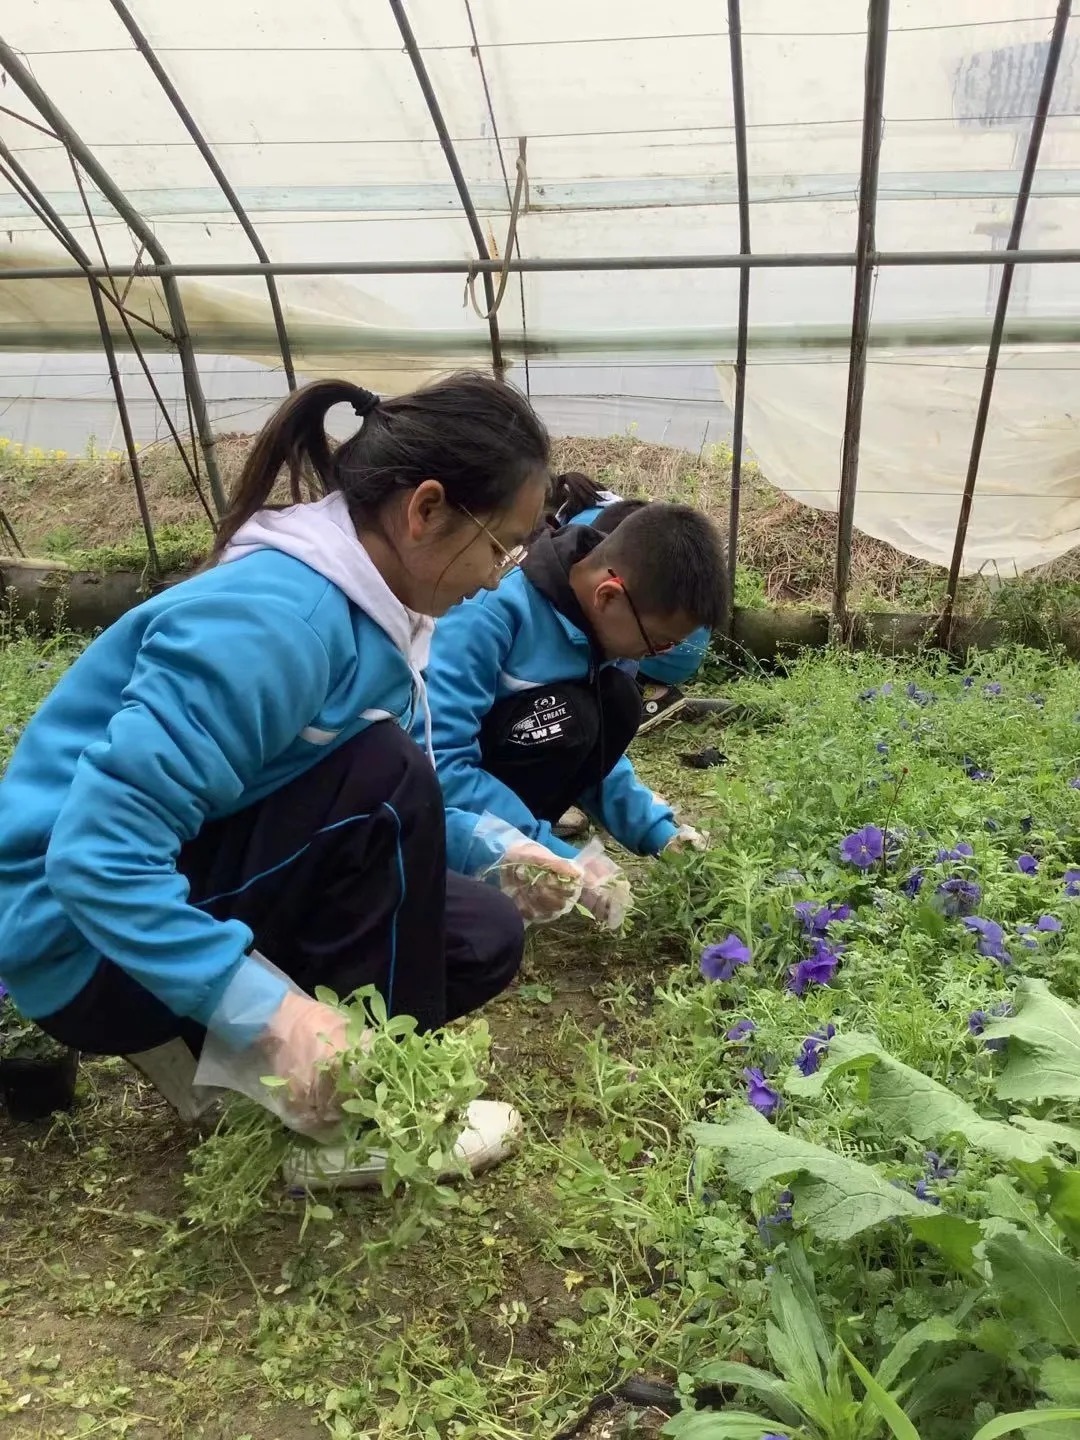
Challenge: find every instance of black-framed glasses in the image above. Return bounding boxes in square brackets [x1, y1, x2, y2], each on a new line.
[457, 504, 527, 575]
[607, 568, 674, 657]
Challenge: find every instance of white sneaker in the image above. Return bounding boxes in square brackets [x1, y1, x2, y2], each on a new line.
[281, 1098, 523, 1193]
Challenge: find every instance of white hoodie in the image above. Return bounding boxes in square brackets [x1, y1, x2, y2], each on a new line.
[219, 492, 435, 758]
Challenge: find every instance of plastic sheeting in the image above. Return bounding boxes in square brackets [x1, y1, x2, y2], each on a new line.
[2, 0, 1080, 572]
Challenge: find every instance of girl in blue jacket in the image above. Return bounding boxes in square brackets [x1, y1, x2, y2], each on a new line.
[0, 372, 559, 1186]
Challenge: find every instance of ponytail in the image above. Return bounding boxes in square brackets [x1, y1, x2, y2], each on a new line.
[211, 371, 549, 558]
[213, 381, 379, 555]
[548, 471, 607, 524]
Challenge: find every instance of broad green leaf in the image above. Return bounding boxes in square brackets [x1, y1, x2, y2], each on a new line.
[986, 1233, 1080, 1348]
[662, 1410, 784, 1438]
[765, 1287, 824, 1396]
[1040, 1356, 1080, 1405]
[907, 1213, 984, 1272]
[790, 1031, 1050, 1165]
[1012, 1117, 1080, 1156]
[840, 1342, 921, 1440]
[691, 1362, 802, 1428]
[970, 1409, 1080, 1439]
[691, 1113, 929, 1241]
[1047, 1169, 1080, 1249]
[784, 1242, 831, 1365]
[987, 981, 1080, 1104]
[906, 1354, 999, 1421]
[875, 1317, 959, 1391]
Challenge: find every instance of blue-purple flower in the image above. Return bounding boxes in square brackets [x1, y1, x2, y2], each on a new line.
[1066, 869, 1080, 899]
[788, 942, 841, 996]
[901, 867, 924, 899]
[963, 757, 993, 781]
[1069, 777, 1080, 790]
[1017, 853, 1039, 876]
[969, 1001, 1011, 1050]
[913, 1178, 940, 1205]
[983, 682, 1003, 697]
[744, 1067, 781, 1116]
[935, 842, 974, 863]
[701, 935, 751, 982]
[1038, 914, 1063, 932]
[793, 901, 851, 936]
[936, 877, 982, 918]
[794, 1023, 837, 1076]
[757, 1189, 794, 1246]
[962, 916, 1010, 965]
[924, 1150, 956, 1181]
[840, 825, 884, 869]
[725, 1017, 756, 1043]
[906, 682, 934, 707]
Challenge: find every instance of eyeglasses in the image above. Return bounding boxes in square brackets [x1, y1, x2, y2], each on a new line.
[458, 504, 527, 575]
[607, 569, 677, 657]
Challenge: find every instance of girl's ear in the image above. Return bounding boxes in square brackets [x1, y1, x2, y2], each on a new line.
[404, 479, 450, 540]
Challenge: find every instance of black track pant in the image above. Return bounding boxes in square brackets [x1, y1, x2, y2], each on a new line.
[39, 723, 524, 1057]
[478, 667, 642, 824]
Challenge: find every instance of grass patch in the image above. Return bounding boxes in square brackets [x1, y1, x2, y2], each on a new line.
[2, 637, 1080, 1436]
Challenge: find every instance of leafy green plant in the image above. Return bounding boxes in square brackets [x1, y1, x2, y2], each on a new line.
[183, 984, 491, 1243]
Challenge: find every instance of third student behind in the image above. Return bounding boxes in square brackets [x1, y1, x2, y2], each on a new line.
[422, 502, 728, 926]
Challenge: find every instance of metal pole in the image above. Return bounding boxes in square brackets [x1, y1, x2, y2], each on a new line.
[388, 0, 505, 378]
[725, 0, 751, 640]
[0, 141, 161, 574]
[0, 36, 226, 513]
[6, 248, 1080, 283]
[937, 0, 1072, 649]
[107, 0, 297, 392]
[832, 0, 889, 641]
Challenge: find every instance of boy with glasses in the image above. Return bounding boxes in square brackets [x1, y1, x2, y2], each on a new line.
[423, 503, 727, 927]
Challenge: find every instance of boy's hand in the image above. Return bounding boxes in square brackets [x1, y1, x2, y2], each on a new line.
[578, 851, 633, 929]
[496, 842, 583, 922]
[664, 824, 707, 854]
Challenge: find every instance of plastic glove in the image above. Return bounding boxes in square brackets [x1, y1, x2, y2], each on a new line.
[194, 953, 367, 1137]
[494, 841, 584, 923]
[664, 824, 707, 854]
[577, 839, 633, 930]
[257, 990, 353, 1133]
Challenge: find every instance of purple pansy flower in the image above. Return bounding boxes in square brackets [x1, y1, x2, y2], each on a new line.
[757, 1189, 794, 1246]
[901, 867, 924, 899]
[744, 1067, 781, 1116]
[962, 676, 975, 688]
[906, 682, 934, 707]
[793, 901, 851, 936]
[936, 842, 974, 863]
[963, 757, 993, 781]
[924, 1150, 956, 1181]
[936, 877, 982, 918]
[1017, 853, 1039, 875]
[788, 942, 841, 996]
[962, 916, 1010, 964]
[725, 1017, 756, 1043]
[700, 935, 751, 982]
[983, 682, 1003, 697]
[1038, 914, 1063, 932]
[1069, 777, 1080, 790]
[969, 1002, 1010, 1050]
[840, 825, 885, 869]
[913, 1178, 941, 1205]
[1020, 816, 1034, 835]
[795, 1023, 837, 1076]
[1066, 869, 1080, 899]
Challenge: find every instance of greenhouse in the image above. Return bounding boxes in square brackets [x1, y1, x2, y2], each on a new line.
[2, 3, 1080, 1438]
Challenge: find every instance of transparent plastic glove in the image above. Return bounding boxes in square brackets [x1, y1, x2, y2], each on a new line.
[577, 838, 633, 930]
[664, 824, 707, 854]
[495, 842, 584, 923]
[194, 953, 363, 1137]
[467, 812, 583, 923]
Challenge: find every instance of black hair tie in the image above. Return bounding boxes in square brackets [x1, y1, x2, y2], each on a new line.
[352, 387, 380, 418]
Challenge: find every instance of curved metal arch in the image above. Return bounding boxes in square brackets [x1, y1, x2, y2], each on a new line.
[0, 35, 226, 512]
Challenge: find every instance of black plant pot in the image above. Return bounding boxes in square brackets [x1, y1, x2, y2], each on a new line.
[0, 1047, 79, 1121]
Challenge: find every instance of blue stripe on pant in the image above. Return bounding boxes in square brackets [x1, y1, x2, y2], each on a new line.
[38, 723, 524, 1056]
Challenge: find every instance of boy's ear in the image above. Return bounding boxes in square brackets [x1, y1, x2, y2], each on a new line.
[591, 575, 623, 614]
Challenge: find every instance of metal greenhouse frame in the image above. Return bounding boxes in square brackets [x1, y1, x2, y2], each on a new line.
[0, 0, 1075, 642]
